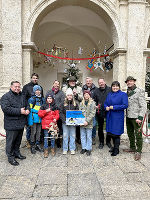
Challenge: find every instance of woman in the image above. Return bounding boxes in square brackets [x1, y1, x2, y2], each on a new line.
[104, 81, 128, 156]
[60, 88, 78, 155]
[79, 90, 96, 156]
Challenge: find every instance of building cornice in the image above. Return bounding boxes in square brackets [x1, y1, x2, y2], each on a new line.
[22, 42, 38, 51]
[109, 48, 127, 57]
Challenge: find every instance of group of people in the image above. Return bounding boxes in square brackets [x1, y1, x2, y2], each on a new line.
[0, 73, 147, 166]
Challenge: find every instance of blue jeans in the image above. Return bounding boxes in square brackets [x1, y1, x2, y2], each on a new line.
[62, 124, 76, 151]
[80, 127, 92, 151]
[92, 116, 97, 138]
[44, 129, 55, 149]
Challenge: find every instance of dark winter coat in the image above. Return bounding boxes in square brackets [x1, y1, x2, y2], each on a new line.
[46, 89, 65, 110]
[82, 83, 97, 99]
[60, 99, 79, 124]
[22, 81, 43, 104]
[1, 90, 28, 131]
[104, 90, 128, 135]
[93, 85, 111, 118]
[38, 102, 59, 129]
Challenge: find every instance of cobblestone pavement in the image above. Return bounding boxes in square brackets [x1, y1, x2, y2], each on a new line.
[0, 135, 150, 200]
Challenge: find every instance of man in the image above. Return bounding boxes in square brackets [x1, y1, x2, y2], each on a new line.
[1, 81, 29, 166]
[46, 80, 65, 148]
[62, 76, 83, 144]
[93, 78, 111, 149]
[22, 73, 43, 147]
[124, 76, 147, 161]
[82, 77, 97, 145]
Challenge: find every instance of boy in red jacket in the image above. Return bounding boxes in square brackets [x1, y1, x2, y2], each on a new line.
[38, 94, 59, 158]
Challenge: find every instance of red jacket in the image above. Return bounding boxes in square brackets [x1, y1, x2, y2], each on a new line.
[38, 103, 59, 129]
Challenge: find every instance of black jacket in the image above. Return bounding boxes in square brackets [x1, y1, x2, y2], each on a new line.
[46, 89, 65, 110]
[1, 90, 28, 130]
[93, 85, 111, 118]
[60, 100, 79, 124]
[22, 81, 43, 104]
[82, 83, 97, 99]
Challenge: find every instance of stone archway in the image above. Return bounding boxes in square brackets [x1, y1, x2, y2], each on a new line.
[22, 0, 124, 90]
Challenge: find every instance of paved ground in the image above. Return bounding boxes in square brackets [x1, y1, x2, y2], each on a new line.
[0, 135, 150, 200]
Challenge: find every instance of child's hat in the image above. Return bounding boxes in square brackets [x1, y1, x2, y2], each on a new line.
[45, 93, 54, 100]
[33, 85, 41, 92]
[66, 88, 73, 96]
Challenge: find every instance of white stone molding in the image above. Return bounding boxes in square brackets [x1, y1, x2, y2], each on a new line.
[143, 48, 150, 56]
[22, 42, 38, 51]
[110, 48, 127, 58]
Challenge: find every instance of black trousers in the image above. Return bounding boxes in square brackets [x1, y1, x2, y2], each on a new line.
[108, 132, 120, 150]
[6, 129, 24, 161]
[97, 116, 111, 144]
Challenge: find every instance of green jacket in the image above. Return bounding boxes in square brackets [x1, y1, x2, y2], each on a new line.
[79, 98, 96, 129]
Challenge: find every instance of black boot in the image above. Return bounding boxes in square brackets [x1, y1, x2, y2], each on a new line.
[35, 144, 43, 152]
[111, 148, 119, 156]
[31, 145, 36, 154]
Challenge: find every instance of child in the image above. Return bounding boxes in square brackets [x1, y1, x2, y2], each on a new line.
[28, 85, 45, 154]
[79, 90, 96, 156]
[38, 94, 59, 158]
[60, 88, 78, 155]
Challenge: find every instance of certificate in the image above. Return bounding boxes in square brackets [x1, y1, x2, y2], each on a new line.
[66, 110, 85, 126]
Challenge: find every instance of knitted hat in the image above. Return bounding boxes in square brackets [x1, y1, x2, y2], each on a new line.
[83, 90, 91, 96]
[33, 85, 41, 93]
[66, 88, 73, 96]
[125, 76, 136, 83]
[45, 93, 54, 101]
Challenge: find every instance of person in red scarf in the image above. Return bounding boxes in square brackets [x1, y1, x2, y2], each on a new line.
[46, 80, 65, 147]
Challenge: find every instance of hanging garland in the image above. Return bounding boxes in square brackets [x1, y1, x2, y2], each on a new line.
[37, 51, 109, 60]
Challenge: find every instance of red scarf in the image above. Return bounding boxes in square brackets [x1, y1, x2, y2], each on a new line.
[52, 87, 59, 94]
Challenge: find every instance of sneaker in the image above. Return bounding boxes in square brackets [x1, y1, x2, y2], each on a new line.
[51, 148, 55, 156]
[71, 150, 75, 155]
[134, 152, 141, 161]
[99, 143, 104, 149]
[80, 149, 86, 154]
[63, 151, 67, 155]
[92, 138, 96, 145]
[86, 150, 91, 156]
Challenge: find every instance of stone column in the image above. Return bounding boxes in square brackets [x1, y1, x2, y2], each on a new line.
[110, 48, 127, 90]
[126, 0, 147, 88]
[22, 42, 37, 85]
[1, 0, 22, 87]
[0, 42, 3, 87]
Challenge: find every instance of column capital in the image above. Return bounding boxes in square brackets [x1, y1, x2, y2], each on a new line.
[22, 42, 38, 51]
[128, 0, 147, 4]
[110, 48, 127, 57]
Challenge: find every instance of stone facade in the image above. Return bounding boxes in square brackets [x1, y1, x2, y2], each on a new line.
[0, 0, 150, 132]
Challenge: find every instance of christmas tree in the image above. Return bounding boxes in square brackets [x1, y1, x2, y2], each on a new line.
[63, 62, 81, 86]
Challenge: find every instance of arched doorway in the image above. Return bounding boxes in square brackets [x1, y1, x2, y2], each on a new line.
[23, 0, 122, 93]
